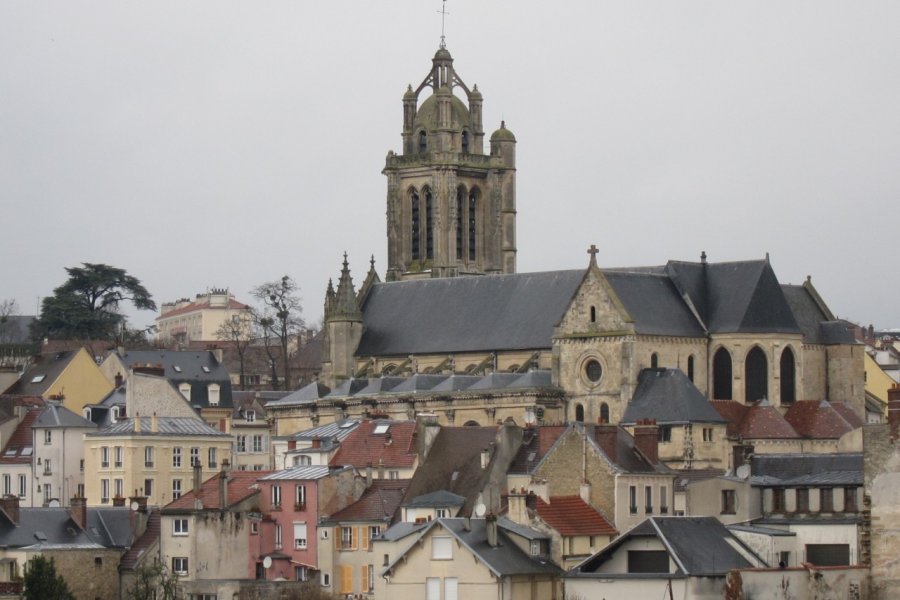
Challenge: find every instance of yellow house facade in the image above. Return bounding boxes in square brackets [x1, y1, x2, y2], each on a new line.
[4, 348, 112, 414]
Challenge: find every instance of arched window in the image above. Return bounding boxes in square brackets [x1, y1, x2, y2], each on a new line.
[600, 403, 610, 424]
[575, 403, 585, 423]
[468, 188, 479, 261]
[713, 348, 733, 400]
[745, 347, 768, 403]
[780, 347, 796, 405]
[456, 186, 465, 260]
[651, 353, 659, 369]
[461, 130, 470, 154]
[463, 420, 480, 427]
[424, 188, 434, 260]
[687, 355, 695, 383]
[410, 189, 420, 260]
[418, 131, 427, 153]
[590, 306, 597, 323]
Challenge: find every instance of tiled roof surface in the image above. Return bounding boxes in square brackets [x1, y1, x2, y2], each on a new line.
[258, 466, 330, 481]
[328, 479, 409, 523]
[508, 426, 567, 474]
[118, 510, 160, 571]
[535, 496, 617, 537]
[329, 420, 417, 470]
[784, 400, 855, 439]
[829, 402, 866, 429]
[710, 400, 800, 439]
[165, 470, 270, 510]
[0, 409, 41, 464]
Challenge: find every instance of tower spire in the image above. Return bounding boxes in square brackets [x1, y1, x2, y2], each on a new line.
[438, 0, 449, 49]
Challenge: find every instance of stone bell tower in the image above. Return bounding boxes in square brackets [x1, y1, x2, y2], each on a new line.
[383, 47, 517, 281]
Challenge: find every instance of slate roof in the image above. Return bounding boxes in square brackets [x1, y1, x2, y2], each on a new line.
[384, 518, 561, 578]
[329, 420, 418, 470]
[164, 470, 270, 511]
[286, 418, 360, 443]
[750, 453, 863, 487]
[535, 496, 617, 537]
[113, 350, 233, 408]
[4, 351, 79, 396]
[711, 400, 800, 440]
[783, 400, 857, 439]
[86, 416, 230, 437]
[673, 469, 725, 492]
[357, 270, 586, 355]
[781, 285, 856, 345]
[0, 409, 41, 464]
[604, 269, 706, 336]
[327, 479, 409, 523]
[0, 506, 134, 550]
[571, 516, 763, 577]
[584, 424, 671, 474]
[403, 490, 467, 509]
[508, 426, 567, 475]
[401, 426, 498, 517]
[265, 382, 331, 407]
[622, 369, 726, 425]
[32, 402, 96, 429]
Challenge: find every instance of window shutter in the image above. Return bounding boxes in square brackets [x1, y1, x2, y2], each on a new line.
[360, 565, 368, 591]
[361, 526, 369, 550]
[445, 577, 459, 600]
[340, 565, 353, 594]
[293, 523, 307, 547]
[354, 526, 360, 550]
[426, 578, 441, 600]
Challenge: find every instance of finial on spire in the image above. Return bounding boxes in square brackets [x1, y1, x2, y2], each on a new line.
[370, 254, 376, 269]
[700, 251, 707, 264]
[438, 0, 449, 49]
[342, 251, 349, 269]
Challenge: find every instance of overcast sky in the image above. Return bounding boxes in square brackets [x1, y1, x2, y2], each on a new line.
[2, 1, 898, 332]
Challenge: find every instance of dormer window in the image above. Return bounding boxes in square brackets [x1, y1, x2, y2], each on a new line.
[208, 384, 220, 406]
[245, 410, 256, 423]
[201, 366, 211, 373]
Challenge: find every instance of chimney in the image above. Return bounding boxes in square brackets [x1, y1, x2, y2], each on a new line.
[633, 419, 660, 465]
[134, 413, 141, 433]
[486, 514, 498, 547]
[212, 348, 224, 363]
[129, 494, 148, 513]
[378, 459, 385, 480]
[480, 447, 491, 470]
[69, 496, 87, 530]
[366, 463, 373, 488]
[114, 372, 123, 388]
[193, 464, 203, 496]
[112, 496, 126, 507]
[0, 495, 19, 524]
[580, 480, 592, 504]
[151, 413, 159, 433]
[889, 385, 900, 441]
[287, 439, 297, 451]
[507, 489, 530, 525]
[218, 470, 228, 508]
[594, 423, 618, 463]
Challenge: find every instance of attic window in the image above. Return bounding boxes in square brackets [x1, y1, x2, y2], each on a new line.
[3, 448, 16, 457]
[173, 365, 182, 373]
[339, 421, 355, 429]
[201, 366, 211, 373]
[373, 424, 390, 435]
[30, 375, 46, 384]
[21, 447, 32, 456]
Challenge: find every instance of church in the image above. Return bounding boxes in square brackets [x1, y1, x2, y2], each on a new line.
[266, 46, 865, 455]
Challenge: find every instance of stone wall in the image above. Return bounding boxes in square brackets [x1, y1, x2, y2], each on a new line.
[43, 548, 123, 600]
[864, 423, 900, 599]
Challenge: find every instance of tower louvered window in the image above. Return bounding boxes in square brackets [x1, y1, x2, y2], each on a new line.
[425, 188, 434, 260]
[411, 190, 420, 260]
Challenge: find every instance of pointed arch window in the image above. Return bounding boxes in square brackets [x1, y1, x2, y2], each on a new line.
[713, 348, 733, 400]
[418, 131, 427, 154]
[461, 130, 470, 154]
[780, 347, 796, 405]
[410, 189, 420, 261]
[687, 355, 695, 383]
[575, 403, 585, 423]
[745, 347, 768, 403]
[468, 188, 479, 261]
[456, 187, 465, 260]
[424, 188, 434, 260]
[600, 403, 610, 424]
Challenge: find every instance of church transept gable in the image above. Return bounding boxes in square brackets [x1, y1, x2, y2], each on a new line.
[555, 250, 634, 339]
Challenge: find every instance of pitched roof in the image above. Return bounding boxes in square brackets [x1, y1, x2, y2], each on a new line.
[33, 402, 96, 429]
[781, 284, 855, 345]
[830, 402, 865, 428]
[0, 506, 134, 550]
[508, 426, 567, 475]
[328, 479, 409, 523]
[622, 368, 726, 425]
[4, 351, 80, 396]
[535, 496, 617, 537]
[750, 453, 863, 486]
[118, 510, 160, 572]
[164, 470, 269, 511]
[584, 424, 671, 474]
[87, 416, 230, 437]
[783, 400, 856, 439]
[403, 490, 467, 509]
[603, 270, 706, 336]
[357, 270, 585, 355]
[113, 350, 233, 408]
[329, 420, 418, 470]
[0, 409, 41, 464]
[572, 516, 762, 577]
[401, 426, 499, 516]
[710, 400, 800, 439]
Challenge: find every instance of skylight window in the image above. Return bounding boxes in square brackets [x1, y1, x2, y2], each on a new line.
[373, 424, 390, 435]
[339, 421, 356, 429]
[173, 365, 182, 373]
[21, 447, 32, 456]
[30, 375, 46, 384]
[201, 366, 211, 373]
[3, 448, 16, 456]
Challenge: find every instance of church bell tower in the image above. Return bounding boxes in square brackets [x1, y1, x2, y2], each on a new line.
[383, 47, 517, 281]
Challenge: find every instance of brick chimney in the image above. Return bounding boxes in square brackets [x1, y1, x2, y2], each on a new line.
[69, 496, 87, 530]
[633, 419, 660, 465]
[114, 372, 123, 388]
[0, 495, 19, 524]
[218, 470, 228, 508]
[594, 423, 618, 463]
[889, 384, 900, 441]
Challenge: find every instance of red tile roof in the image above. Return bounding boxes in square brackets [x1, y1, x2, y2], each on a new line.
[159, 298, 249, 320]
[164, 470, 271, 511]
[329, 420, 418, 470]
[830, 402, 865, 429]
[535, 496, 617, 537]
[710, 400, 799, 439]
[784, 400, 855, 439]
[118, 510, 160, 571]
[0, 409, 42, 464]
[328, 479, 409, 522]
[509, 425, 567, 474]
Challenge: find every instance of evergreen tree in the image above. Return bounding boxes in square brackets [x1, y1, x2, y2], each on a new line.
[22, 555, 75, 600]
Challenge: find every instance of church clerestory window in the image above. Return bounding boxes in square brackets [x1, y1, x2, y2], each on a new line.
[713, 348, 733, 400]
[745, 347, 768, 403]
[410, 190, 421, 261]
[425, 188, 434, 260]
[780, 347, 796, 405]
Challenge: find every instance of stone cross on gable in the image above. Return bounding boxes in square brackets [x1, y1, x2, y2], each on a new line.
[588, 244, 599, 266]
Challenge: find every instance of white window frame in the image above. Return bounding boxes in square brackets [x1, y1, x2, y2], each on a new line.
[432, 536, 453, 560]
[44, 430, 52, 445]
[173, 479, 182, 499]
[144, 445, 154, 468]
[190, 447, 200, 467]
[173, 518, 189, 536]
[172, 447, 182, 468]
[172, 556, 188, 576]
[101, 446, 109, 468]
[101, 479, 110, 503]
[272, 485, 282, 507]
[114, 446, 123, 468]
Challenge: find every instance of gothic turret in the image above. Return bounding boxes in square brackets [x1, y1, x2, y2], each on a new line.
[384, 47, 516, 282]
[321, 254, 364, 387]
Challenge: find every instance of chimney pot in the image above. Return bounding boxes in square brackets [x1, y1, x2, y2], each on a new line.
[633, 422, 660, 465]
[594, 424, 618, 463]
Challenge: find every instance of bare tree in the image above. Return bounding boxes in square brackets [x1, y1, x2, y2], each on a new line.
[216, 314, 253, 390]
[251, 276, 303, 390]
[0, 299, 21, 344]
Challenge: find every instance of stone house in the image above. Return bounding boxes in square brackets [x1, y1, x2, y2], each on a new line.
[270, 417, 359, 470]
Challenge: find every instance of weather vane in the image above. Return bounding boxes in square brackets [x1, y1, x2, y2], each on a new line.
[438, 0, 449, 49]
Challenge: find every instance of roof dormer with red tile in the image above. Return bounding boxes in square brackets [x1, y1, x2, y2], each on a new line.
[329, 420, 418, 479]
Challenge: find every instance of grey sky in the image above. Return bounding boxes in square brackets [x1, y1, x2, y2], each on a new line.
[2, 1, 898, 331]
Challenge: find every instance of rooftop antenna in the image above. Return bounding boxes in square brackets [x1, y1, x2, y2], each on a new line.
[438, 0, 449, 49]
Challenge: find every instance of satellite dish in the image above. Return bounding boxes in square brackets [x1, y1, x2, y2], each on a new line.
[474, 502, 487, 517]
[262, 556, 273, 569]
[736, 465, 751, 480]
[48, 499, 60, 508]
[131, 501, 140, 511]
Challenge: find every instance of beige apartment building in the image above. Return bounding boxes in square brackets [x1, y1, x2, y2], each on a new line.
[156, 288, 251, 346]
